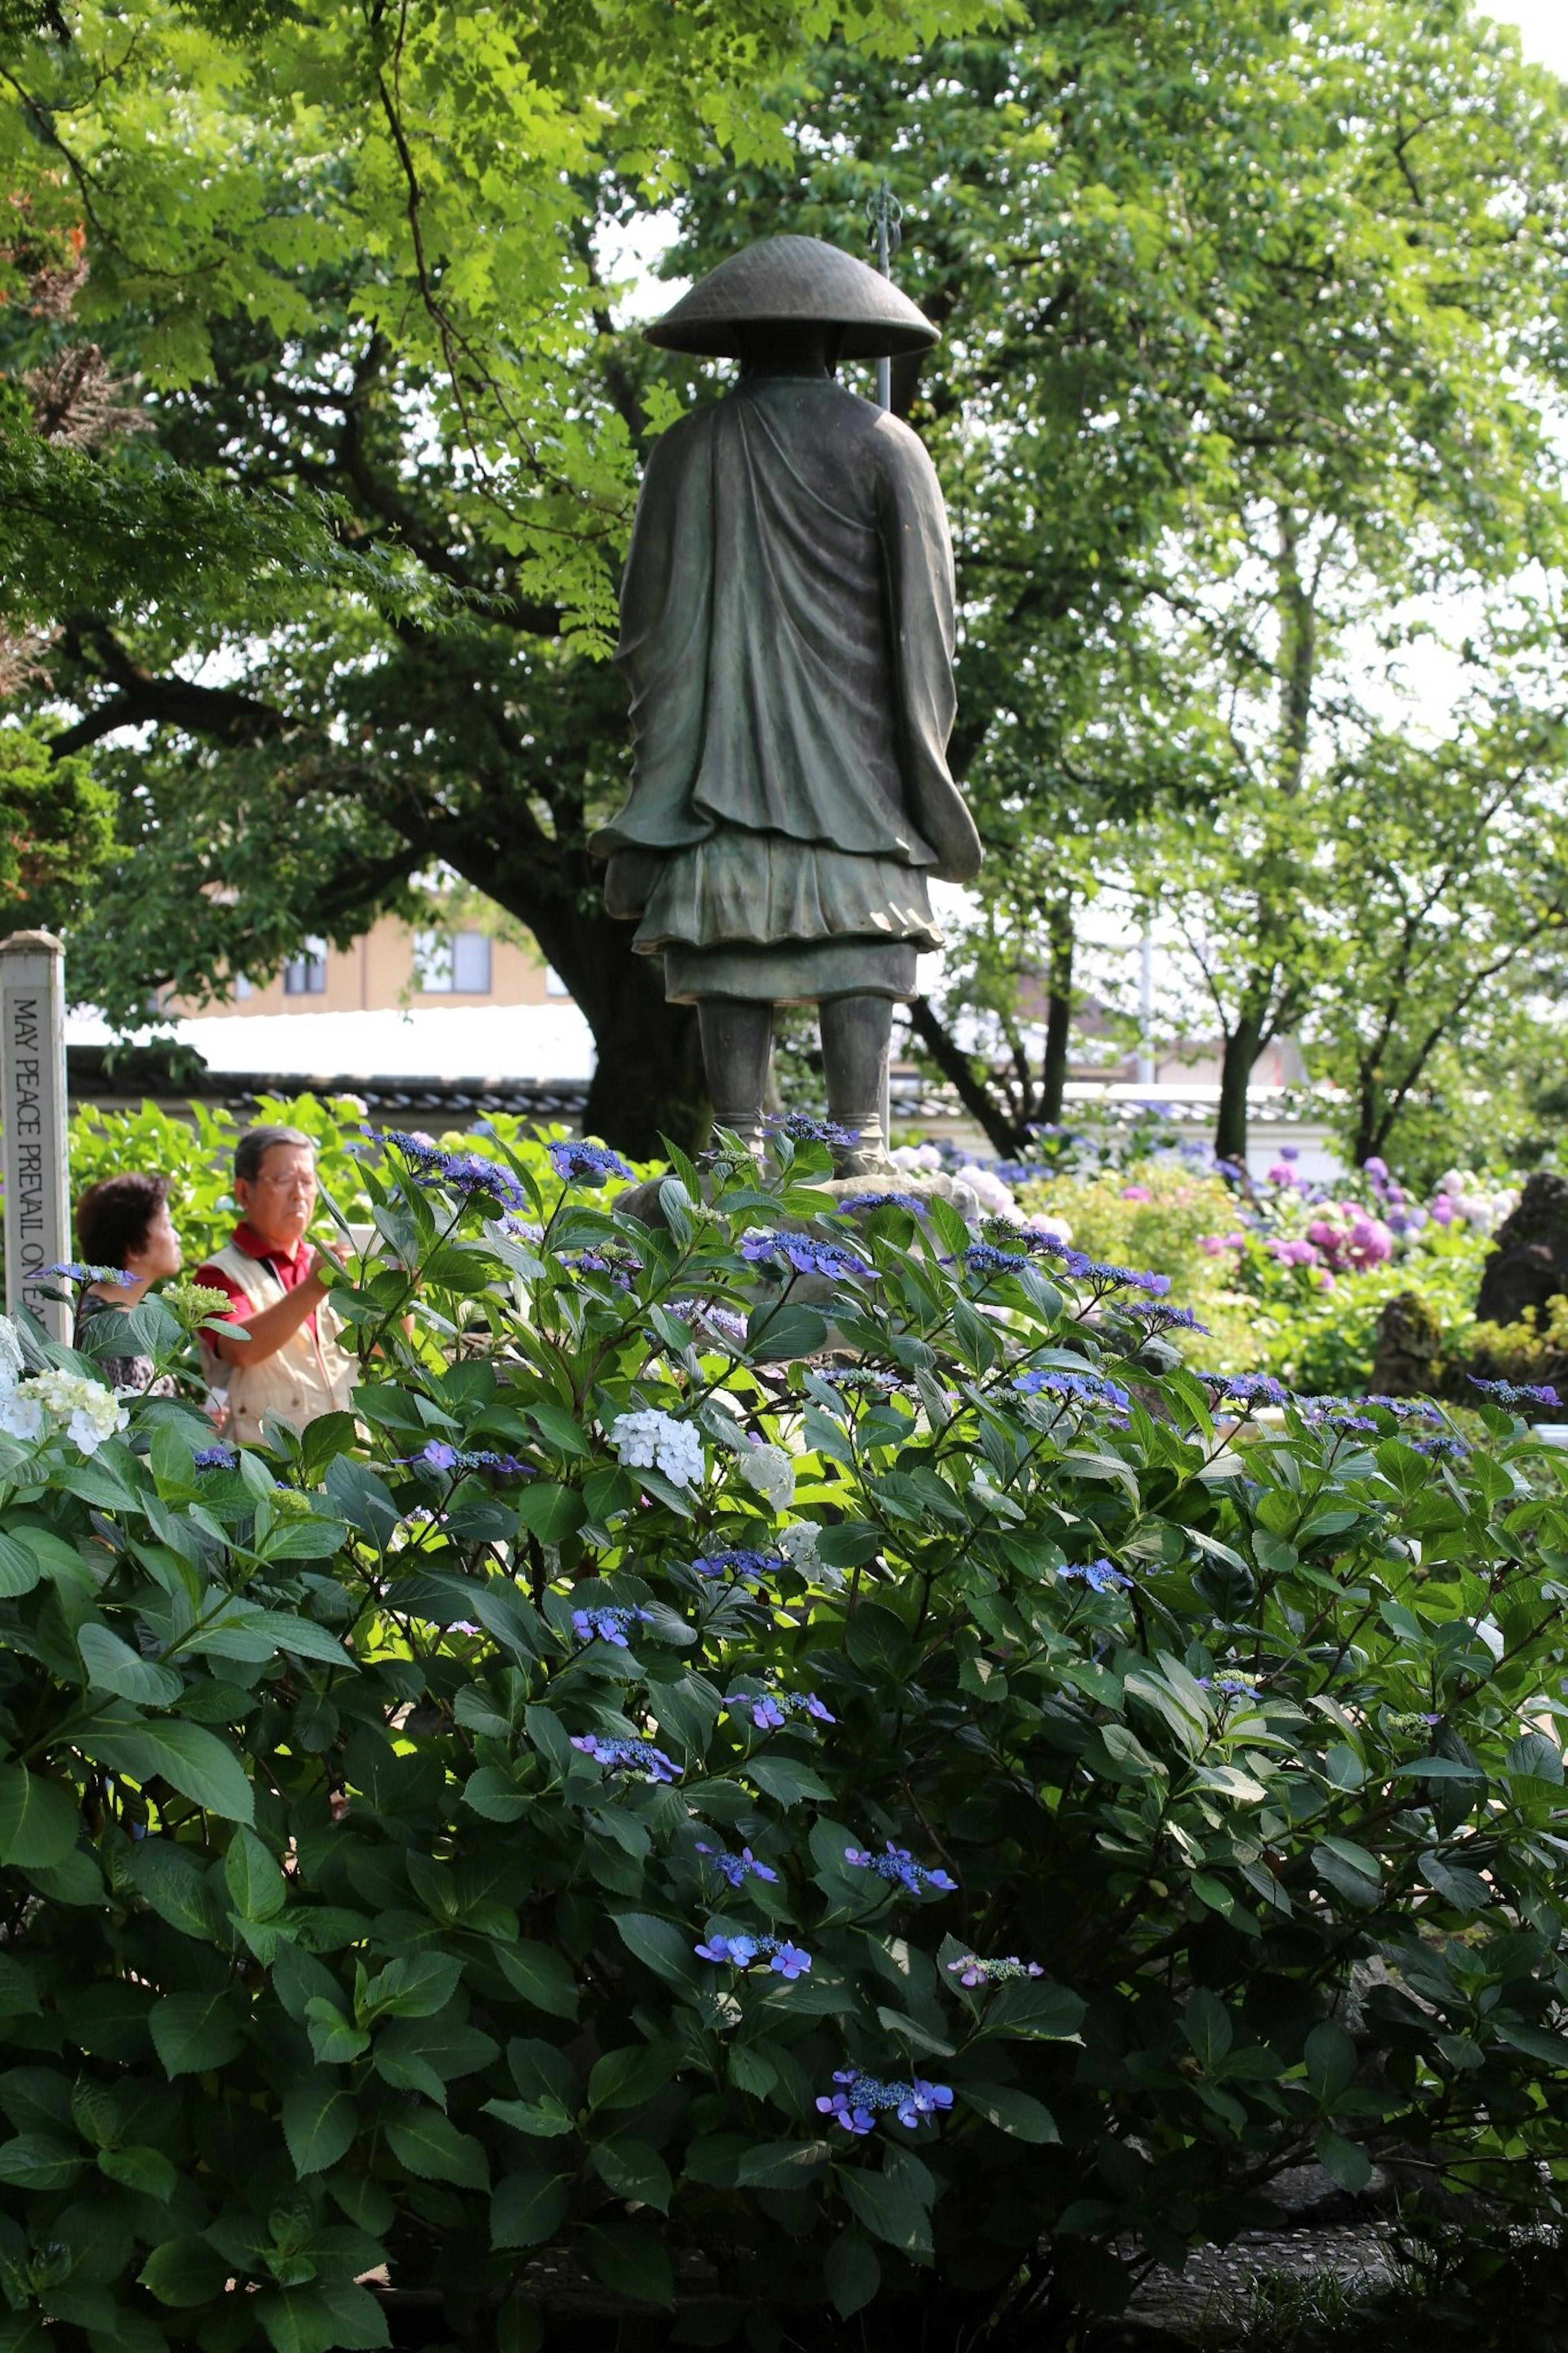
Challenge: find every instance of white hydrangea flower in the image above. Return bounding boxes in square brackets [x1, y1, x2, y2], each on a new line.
[0, 1316, 23, 1391]
[952, 1163, 1019, 1220]
[25, 1367, 129, 1456]
[0, 1389, 46, 1443]
[777, 1519, 822, 1575]
[610, 1408, 705, 1488]
[736, 1439, 795, 1514]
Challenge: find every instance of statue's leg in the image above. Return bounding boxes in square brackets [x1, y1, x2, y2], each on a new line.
[699, 997, 773, 1157]
[820, 993, 893, 1176]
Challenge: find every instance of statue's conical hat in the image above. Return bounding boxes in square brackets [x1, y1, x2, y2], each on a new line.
[644, 234, 938, 360]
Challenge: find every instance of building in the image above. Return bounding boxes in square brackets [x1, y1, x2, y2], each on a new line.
[174, 912, 570, 1022]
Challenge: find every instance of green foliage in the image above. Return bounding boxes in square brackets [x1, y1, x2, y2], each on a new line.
[5, 1133, 1568, 2346]
[0, 720, 114, 932]
[42, 1096, 648, 1287]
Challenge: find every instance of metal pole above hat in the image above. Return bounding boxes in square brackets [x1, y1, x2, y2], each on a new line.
[866, 183, 904, 413]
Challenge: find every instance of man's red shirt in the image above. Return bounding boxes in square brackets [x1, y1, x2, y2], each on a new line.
[195, 1223, 321, 1338]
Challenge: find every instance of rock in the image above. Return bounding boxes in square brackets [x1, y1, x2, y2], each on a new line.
[1474, 1171, 1568, 1327]
[1368, 1291, 1445, 1397]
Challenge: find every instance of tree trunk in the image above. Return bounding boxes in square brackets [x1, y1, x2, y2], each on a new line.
[906, 995, 1026, 1158]
[1040, 906, 1074, 1126]
[579, 972, 706, 1158]
[1213, 1017, 1265, 1165]
[488, 854, 707, 1155]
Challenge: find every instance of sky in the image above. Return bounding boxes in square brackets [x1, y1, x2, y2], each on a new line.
[1488, 1, 1568, 75]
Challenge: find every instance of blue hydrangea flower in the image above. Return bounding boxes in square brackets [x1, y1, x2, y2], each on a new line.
[844, 1842, 957, 1895]
[690, 1549, 784, 1584]
[548, 1140, 634, 1182]
[402, 1441, 532, 1476]
[1198, 1674, 1263, 1703]
[695, 1842, 778, 1887]
[739, 1231, 871, 1282]
[571, 1604, 655, 1648]
[1194, 1371, 1289, 1407]
[1365, 1395, 1444, 1425]
[1411, 1433, 1472, 1460]
[193, 1443, 239, 1471]
[764, 1112, 861, 1148]
[1297, 1399, 1379, 1435]
[947, 1955, 1045, 1987]
[1057, 1558, 1134, 1594]
[1013, 1368, 1131, 1414]
[668, 1299, 750, 1344]
[1123, 1301, 1210, 1336]
[372, 1129, 527, 1211]
[724, 1681, 836, 1730]
[963, 1241, 1038, 1278]
[561, 1246, 644, 1286]
[816, 2070, 953, 2136]
[570, 1733, 680, 1783]
[29, 1262, 135, 1288]
[695, 1932, 813, 1980]
[835, 1191, 926, 1214]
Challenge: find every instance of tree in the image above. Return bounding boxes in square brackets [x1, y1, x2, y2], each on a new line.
[0, 0, 992, 1149]
[7, 0, 1567, 1157]
[1294, 664, 1568, 1166]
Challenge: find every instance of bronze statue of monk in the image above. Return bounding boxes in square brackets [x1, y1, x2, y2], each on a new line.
[592, 234, 982, 1171]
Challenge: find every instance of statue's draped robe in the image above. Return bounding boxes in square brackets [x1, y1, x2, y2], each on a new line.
[592, 375, 981, 1003]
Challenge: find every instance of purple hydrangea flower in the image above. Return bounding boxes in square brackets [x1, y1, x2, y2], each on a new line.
[403, 1441, 532, 1476]
[1469, 1376, 1561, 1409]
[947, 1955, 1045, 1988]
[193, 1443, 239, 1470]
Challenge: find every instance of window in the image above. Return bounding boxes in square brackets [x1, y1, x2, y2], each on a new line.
[283, 941, 327, 996]
[415, 931, 492, 995]
[452, 931, 492, 992]
[545, 966, 571, 998]
[234, 974, 254, 1001]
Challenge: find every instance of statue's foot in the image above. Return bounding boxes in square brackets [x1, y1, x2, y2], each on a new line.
[829, 1113, 893, 1181]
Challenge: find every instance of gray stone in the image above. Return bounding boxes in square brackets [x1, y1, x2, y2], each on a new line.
[1475, 1171, 1568, 1329]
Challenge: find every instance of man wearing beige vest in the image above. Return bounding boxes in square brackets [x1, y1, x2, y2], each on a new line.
[194, 1125, 357, 1447]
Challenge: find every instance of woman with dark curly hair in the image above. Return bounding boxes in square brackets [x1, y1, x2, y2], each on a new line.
[73, 1173, 183, 1394]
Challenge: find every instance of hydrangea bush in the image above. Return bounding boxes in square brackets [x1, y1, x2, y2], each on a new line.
[4, 1133, 1568, 2349]
[1016, 1152, 1501, 1390]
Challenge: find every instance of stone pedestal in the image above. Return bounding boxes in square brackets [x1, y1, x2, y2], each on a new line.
[1, 931, 70, 1344]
